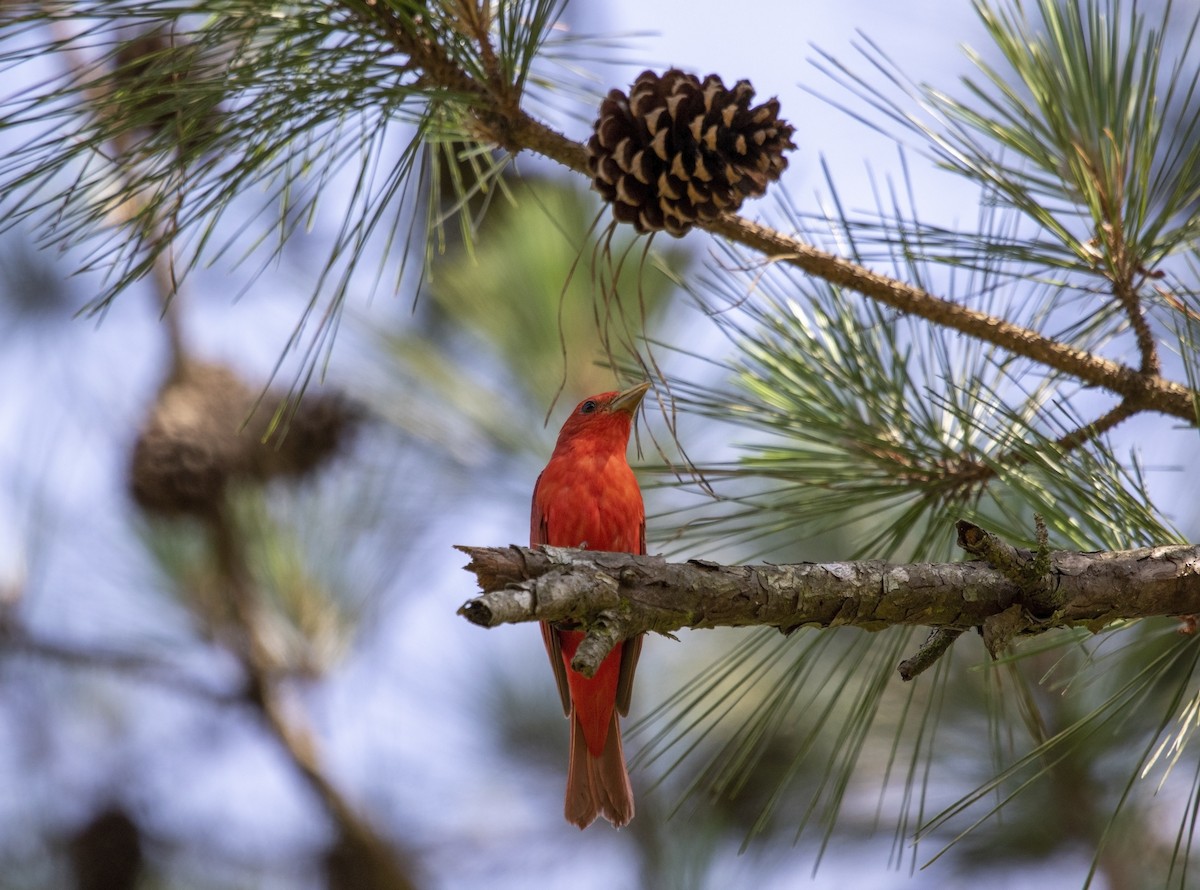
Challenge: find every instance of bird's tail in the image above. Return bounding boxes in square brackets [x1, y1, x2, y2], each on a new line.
[564, 710, 634, 829]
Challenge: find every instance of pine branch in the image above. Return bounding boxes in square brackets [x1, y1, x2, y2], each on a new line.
[701, 216, 1194, 420]
[353, 5, 1198, 425]
[456, 536, 1200, 677]
[1102, 219, 1161, 380]
[930, 398, 1140, 494]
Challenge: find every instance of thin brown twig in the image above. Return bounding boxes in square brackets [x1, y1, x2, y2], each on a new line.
[1050, 399, 1140, 453]
[703, 214, 1194, 419]
[455, 1, 510, 112]
[927, 398, 1141, 494]
[1116, 278, 1160, 376]
[1079, 134, 1160, 377]
[207, 506, 417, 890]
[49, 12, 189, 377]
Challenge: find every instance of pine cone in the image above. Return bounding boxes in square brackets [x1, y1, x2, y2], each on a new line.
[129, 361, 360, 517]
[586, 69, 796, 236]
[129, 363, 259, 516]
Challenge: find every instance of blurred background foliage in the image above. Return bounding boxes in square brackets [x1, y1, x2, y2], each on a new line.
[2, 1, 1200, 889]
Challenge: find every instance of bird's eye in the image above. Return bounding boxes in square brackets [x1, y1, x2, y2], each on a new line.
[580, 399, 598, 414]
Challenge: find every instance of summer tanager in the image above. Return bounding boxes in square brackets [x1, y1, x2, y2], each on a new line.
[531, 381, 650, 829]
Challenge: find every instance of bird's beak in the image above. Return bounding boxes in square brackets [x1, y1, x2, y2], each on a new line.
[609, 381, 651, 415]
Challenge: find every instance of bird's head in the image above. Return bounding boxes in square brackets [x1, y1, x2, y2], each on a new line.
[553, 381, 651, 450]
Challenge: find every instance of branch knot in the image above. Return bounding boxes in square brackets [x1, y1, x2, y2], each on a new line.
[956, 517, 1065, 657]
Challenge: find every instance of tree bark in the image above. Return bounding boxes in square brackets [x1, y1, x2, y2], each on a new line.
[456, 538, 1200, 677]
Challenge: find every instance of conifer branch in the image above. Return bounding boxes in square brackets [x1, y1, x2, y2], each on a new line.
[1085, 143, 1161, 376]
[45, 13, 189, 372]
[1049, 399, 1140, 454]
[1117, 273, 1161, 377]
[701, 215, 1194, 420]
[357, 5, 1198, 425]
[457, 537, 1200, 677]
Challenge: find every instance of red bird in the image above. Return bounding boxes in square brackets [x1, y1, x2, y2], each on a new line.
[531, 381, 650, 829]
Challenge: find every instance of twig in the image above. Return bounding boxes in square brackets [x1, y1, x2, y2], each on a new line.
[897, 628, 963, 681]
[570, 610, 630, 678]
[48, 13, 188, 377]
[208, 506, 417, 890]
[879, 399, 1140, 496]
[897, 519, 1054, 676]
[1119, 279, 1161, 376]
[1083, 135, 1161, 377]
[1049, 400, 1139, 454]
[702, 215, 1194, 420]
[956, 518, 1057, 612]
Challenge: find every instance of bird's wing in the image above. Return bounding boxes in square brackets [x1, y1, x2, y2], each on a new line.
[615, 514, 646, 716]
[532, 472, 572, 717]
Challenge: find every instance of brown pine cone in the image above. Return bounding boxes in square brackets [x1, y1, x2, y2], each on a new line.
[586, 69, 796, 236]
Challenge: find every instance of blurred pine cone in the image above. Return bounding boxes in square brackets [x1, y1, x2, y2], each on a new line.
[586, 69, 796, 236]
[129, 361, 359, 517]
[69, 806, 142, 890]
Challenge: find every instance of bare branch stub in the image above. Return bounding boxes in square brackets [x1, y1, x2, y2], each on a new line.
[897, 628, 964, 681]
[570, 612, 628, 678]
